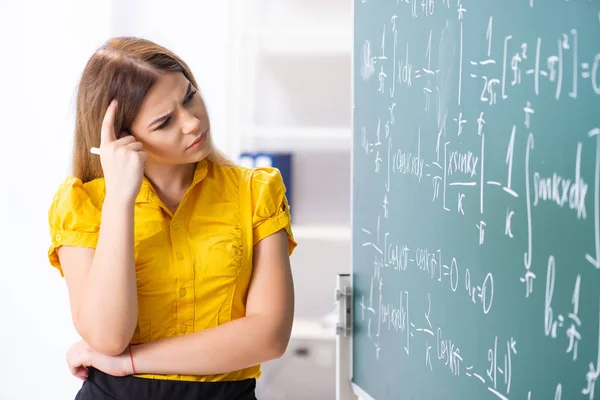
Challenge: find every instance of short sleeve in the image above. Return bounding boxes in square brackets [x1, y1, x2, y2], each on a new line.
[251, 168, 297, 255]
[47, 177, 101, 276]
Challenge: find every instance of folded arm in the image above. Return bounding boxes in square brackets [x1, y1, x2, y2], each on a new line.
[130, 229, 295, 376]
[59, 195, 138, 356]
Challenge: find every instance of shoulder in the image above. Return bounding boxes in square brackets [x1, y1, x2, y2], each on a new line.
[245, 167, 290, 220]
[243, 166, 295, 252]
[248, 167, 285, 187]
[209, 163, 285, 191]
[209, 162, 289, 213]
[47, 177, 105, 275]
[49, 176, 105, 218]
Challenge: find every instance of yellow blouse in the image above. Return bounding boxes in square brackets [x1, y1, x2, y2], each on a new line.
[47, 159, 297, 382]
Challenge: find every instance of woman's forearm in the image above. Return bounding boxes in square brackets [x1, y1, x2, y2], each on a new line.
[131, 315, 289, 376]
[78, 195, 138, 355]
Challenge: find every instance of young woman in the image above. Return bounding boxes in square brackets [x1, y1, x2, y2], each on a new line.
[47, 37, 297, 400]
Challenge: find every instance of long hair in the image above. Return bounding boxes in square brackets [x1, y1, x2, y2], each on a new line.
[73, 36, 233, 183]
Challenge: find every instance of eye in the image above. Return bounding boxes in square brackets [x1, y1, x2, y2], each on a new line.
[156, 117, 171, 130]
[154, 90, 197, 131]
[184, 90, 197, 104]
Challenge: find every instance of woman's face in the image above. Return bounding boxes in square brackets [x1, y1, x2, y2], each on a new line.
[129, 71, 212, 165]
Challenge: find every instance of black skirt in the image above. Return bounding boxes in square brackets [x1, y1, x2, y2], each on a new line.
[74, 368, 257, 400]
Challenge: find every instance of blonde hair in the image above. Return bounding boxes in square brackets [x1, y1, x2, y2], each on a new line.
[72, 36, 233, 183]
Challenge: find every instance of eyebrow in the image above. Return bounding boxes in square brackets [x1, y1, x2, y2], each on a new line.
[148, 82, 193, 129]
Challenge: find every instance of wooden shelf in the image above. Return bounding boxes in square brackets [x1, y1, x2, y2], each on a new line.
[292, 223, 351, 241]
[290, 317, 336, 341]
[237, 28, 351, 55]
[240, 126, 351, 152]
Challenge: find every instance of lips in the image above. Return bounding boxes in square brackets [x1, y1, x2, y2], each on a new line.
[187, 130, 207, 149]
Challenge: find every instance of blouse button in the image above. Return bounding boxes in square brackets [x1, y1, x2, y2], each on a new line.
[176, 252, 184, 260]
[179, 288, 187, 298]
[172, 222, 179, 230]
[55, 233, 63, 242]
[180, 324, 188, 333]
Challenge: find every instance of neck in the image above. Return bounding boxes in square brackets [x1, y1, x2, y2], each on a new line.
[143, 161, 198, 208]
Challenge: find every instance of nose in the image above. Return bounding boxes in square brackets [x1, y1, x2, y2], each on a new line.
[179, 108, 202, 135]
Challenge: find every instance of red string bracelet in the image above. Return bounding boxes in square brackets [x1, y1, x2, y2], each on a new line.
[129, 345, 136, 375]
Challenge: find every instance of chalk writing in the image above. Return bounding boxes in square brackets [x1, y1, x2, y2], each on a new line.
[353, 1, 600, 399]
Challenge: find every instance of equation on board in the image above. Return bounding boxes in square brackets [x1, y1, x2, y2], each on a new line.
[354, 1, 600, 399]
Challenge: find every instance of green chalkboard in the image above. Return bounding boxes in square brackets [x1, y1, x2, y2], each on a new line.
[352, 1, 600, 399]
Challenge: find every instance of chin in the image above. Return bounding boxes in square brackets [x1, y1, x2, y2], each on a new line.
[195, 137, 214, 159]
[186, 145, 211, 163]
[194, 150, 211, 163]
[148, 150, 210, 166]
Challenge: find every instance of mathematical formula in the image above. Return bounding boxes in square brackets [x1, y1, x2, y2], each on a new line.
[354, 1, 600, 399]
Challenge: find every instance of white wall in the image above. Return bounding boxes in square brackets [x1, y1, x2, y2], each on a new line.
[0, 2, 111, 399]
[0, 2, 230, 399]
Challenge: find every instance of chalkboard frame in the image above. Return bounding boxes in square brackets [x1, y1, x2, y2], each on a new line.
[350, 1, 600, 399]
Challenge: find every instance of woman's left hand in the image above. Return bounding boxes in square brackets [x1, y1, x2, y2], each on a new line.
[66, 340, 132, 380]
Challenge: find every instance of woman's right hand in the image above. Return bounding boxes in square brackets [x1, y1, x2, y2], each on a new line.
[99, 100, 148, 203]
